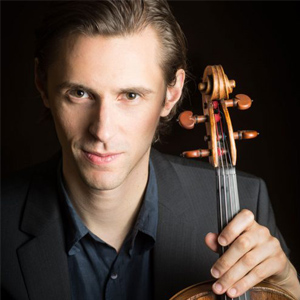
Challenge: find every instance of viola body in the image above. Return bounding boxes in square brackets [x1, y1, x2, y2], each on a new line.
[170, 280, 295, 300]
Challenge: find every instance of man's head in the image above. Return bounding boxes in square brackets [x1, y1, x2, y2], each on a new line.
[34, 0, 187, 192]
[35, 0, 188, 140]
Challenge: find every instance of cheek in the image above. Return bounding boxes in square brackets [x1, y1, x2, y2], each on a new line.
[128, 107, 161, 139]
[51, 105, 89, 145]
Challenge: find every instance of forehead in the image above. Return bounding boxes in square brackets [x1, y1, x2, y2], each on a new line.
[47, 26, 165, 90]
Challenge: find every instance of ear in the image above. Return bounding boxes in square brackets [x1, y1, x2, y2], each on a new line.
[34, 58, 50, 108]
[160, 69, 185, 117]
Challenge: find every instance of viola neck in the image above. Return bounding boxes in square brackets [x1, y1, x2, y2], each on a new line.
[216, 166, 251, 300]
[216, 166, 240, 254]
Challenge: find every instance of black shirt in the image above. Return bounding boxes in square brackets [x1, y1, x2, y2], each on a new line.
[57, 160, 158, 300]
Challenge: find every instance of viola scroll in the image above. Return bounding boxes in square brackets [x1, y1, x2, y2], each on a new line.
[178, 65, 258, 168]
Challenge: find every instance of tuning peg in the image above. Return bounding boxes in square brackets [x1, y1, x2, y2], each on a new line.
[178, 111, 207, 130]
[233, 130, 259, 140]
[181, 149, 210, 158]
[225, 94, 253, 110]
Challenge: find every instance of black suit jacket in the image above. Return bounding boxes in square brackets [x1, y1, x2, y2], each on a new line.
[1, 149, 289, 300]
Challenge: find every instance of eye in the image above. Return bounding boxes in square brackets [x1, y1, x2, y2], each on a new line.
[69, 89, 90, 99]
[125, 92, 139, 100]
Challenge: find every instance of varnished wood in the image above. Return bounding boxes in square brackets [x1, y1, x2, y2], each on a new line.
[182, 149, 210, 158]
[199, 65, 238, 167]
[225, 94, 252, 110]
[233, 130, 259, 140]
[207, 100, 218, 167]
[170, 281, 296, 300]
[199, 65, 234, 100]
[234, 94, 252, 110]
[220, 99, 236, 166]
[175, 65, 294, 300]
[178, 111, 207, 129]
[178, 111, 195, 129]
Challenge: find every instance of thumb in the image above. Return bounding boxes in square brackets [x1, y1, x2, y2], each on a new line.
[205, 232, 219, 253]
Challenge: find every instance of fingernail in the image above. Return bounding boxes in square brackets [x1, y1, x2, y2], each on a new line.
[213, 282, 222, 293]
[211, 267, 220, 278]
[229, 287, 237, 297]
[218, 236, 227, 246]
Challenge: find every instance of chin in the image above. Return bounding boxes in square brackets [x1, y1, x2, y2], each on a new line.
[79, 169, 126, 192]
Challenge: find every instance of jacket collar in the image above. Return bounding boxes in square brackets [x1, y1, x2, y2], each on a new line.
[150, 148, 191, 220]
[18, 153, 71, 300]
[151, 149, 199, 300]
[20, 154, 62, 236]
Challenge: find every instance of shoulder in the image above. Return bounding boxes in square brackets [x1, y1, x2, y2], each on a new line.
[151, 148, 262, 183]
[150, 148, 267, 209]
[151, 147, 214, 175]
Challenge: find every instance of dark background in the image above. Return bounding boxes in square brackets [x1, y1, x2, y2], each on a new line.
[2, 1, 300, 272]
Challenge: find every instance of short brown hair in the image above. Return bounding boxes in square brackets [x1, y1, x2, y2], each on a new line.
[35, 0, 188, 141]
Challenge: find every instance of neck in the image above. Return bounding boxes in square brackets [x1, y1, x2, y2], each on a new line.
[62, 151, 150, 252]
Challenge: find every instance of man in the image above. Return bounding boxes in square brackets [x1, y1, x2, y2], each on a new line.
[2, 1, 300, 300]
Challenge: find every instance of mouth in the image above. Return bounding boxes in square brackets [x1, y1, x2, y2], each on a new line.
[82, 150, 122, 165]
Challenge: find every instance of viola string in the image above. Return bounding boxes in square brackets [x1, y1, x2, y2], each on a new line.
[215, 110, 227, 240]
[215, 120, 230, 300]
[217, 106, 231, 235]
[217, 103, 247, 300]
[217, 110, 235, 300]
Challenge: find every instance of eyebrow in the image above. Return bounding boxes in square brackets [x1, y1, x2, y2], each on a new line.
[118, 86, 154, 96]
[56, 82, 95, 95]
[56, 81, 155, 96]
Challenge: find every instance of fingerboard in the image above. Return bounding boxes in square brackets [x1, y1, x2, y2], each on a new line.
[215, 167, 251, 300]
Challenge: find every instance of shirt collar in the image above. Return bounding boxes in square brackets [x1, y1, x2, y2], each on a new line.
[57, 158, 158, 256]
[57, 162, 89, 255]
[128, 160, 158, 255]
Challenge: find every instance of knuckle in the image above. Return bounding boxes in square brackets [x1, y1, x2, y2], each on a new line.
[252, 265, 266, 281]
[236, 236, 251, 251]
[259, 226, 270, 237]
[243, 209, 255, 221]
[243, 253, 256, 268]
[277, 252, 287, 268]
[225, 225, 239, 240]
[216, 257, 231, 272]
[278, 251, 286, 261]
[220, 273, 234, 288]
[270, 236, 280, 248]
[237, 279, 250, 293]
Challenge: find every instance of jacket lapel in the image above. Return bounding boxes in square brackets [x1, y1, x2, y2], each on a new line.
[151, 149, 217, 300]
[17, 156, 71, 300]
[151, 150, 197, 300]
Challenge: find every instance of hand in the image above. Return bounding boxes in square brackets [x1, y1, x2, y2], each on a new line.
[205, 209, 300, 298]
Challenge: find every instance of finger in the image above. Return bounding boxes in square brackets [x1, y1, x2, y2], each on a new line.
[225, 256, 286, 298]
[211, 228, 263, 278]
[218, 209, 255, 246]
[211, 233, 255, 278]
[212, 242, 273, 295]
[205, 232, 219, 253]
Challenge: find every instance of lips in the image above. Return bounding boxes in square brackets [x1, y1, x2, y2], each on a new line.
[82, 150, 121, 165]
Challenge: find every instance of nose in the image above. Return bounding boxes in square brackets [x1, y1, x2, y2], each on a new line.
[88, 98, 116, 143]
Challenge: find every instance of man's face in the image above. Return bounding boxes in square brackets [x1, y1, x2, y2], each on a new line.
[38, 27, 184, 192]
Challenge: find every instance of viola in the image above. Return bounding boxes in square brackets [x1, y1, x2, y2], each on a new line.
[171, 65, 295, 300]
